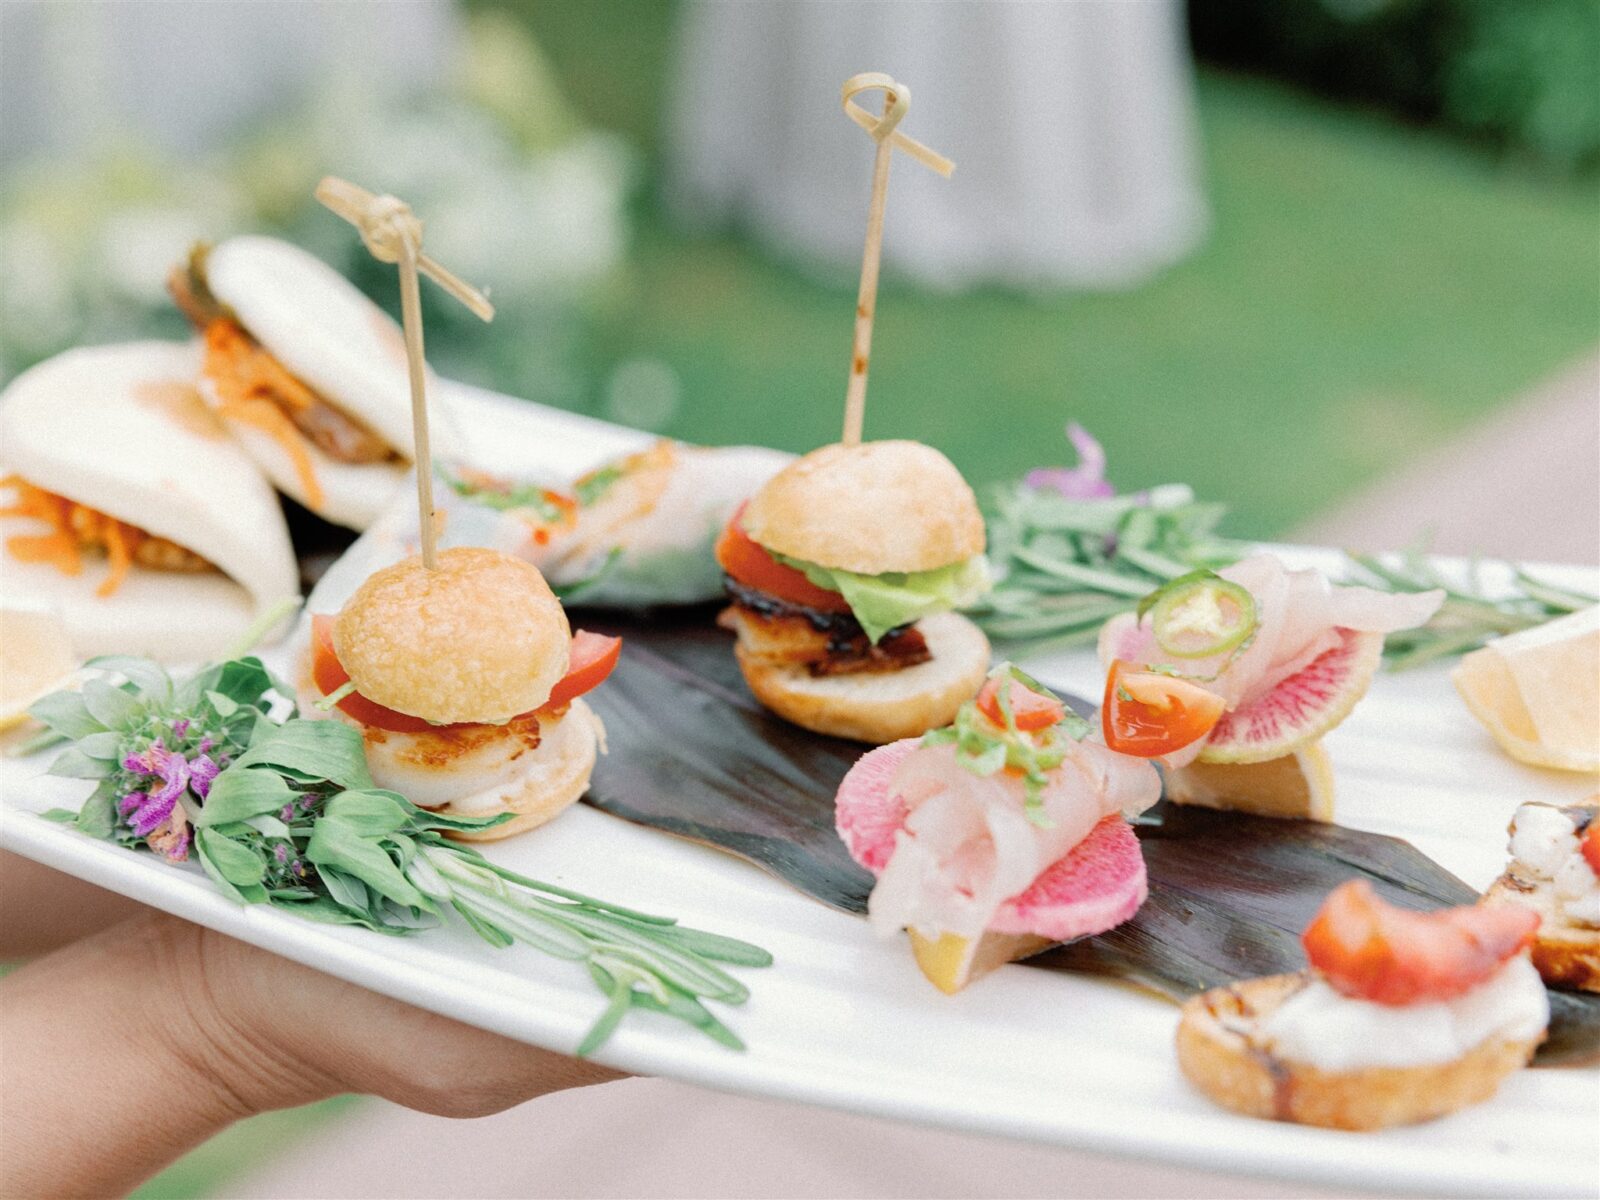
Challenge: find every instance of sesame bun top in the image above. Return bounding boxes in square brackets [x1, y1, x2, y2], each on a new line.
[333, 547, 570, 724]
[740, 440, 985, 574]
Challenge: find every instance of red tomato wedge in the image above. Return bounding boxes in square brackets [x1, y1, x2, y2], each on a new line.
[714, 504, 851, 612]
[1582, 821, 1600, 877]
[310, 615, 619, 733]
[1101, 659, 1225, 758]
[1302, 880, 1540, 1006]
[977, 677, 1065, 732]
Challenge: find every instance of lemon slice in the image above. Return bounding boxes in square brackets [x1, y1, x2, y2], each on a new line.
[0, 607, 76, 731]
[1453, 607, 1600, 775]
[1164, 741, 1336, 821]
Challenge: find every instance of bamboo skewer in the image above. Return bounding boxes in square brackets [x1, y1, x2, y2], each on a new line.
[838, 73, 953, 447]
[315, 176, 494, 569]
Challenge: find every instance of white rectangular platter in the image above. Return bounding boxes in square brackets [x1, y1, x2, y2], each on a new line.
[4, 384, 1596, 1197]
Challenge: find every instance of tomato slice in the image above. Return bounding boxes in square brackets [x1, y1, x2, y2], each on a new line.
[977, 677, 1065, 732]
[1302, 880, 1540, 1006]
[310, 615, 619, 733]
[714, 503, 851, 612]
[1101, 659, 1225, 758]
[545, 630, 621, 710]
[1581, 821, 1600, 877]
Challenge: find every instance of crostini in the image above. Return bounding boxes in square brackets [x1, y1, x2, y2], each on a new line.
[1486, 796, 1600, 991]
[1177, 880, 1547, 1130]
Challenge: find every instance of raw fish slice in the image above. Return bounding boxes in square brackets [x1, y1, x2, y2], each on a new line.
[836, 740, 1148, 944]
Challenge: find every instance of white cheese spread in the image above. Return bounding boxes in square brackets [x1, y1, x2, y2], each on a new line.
[1259, 956, 1548, 1072]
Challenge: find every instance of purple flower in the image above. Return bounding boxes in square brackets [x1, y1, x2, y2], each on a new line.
[188, 753, 220, 799]
[121, 789, 177, 838]
[122, 739, 189, 807]
[198, 736, 215, 753]
[172, 719, 191, 738]
[1024, 423, 1114, 499]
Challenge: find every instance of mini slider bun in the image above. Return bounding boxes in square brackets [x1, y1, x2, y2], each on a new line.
[1176, 974, 1542, 1131]
[733, 610, 989, 743]
[335, 546, 570, 725]
[741, 440, 984, 573]
[730, 439, 990, 742]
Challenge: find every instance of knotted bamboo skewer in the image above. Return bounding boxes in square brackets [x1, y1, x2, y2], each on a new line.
[315, 177, 494, 569]
[838, 73, 954, 447]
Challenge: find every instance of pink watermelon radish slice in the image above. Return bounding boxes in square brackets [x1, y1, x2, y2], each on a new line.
[1102, 613, 1386, 766]
[835, 739, 1149, 944]
[1200, 628, 1383, 764]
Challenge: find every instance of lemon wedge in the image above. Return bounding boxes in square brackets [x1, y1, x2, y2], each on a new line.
[907, 929, 1053, 995]
[0, 607, 76, 732]
[1164, 741, 1336, 821]
[1453, 606, 1599, 775]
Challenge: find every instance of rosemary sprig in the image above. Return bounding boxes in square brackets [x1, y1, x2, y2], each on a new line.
[967, 479, 1244, 656]
[1343, 547, 1595, 671]
[970, 453, 1593, 672]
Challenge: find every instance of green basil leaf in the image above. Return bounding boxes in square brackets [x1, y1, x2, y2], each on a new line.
[196, 768, 298, 827]
[409, 807, 512, 833]
[74, 780, 120, 838]
[77, 730, 124, 761]
[232, 721, 373, 790]
[305, 818, 430, 911]
[319, 867, 370, 912]
[48, 747, 115, 780]
[40, 808, 77, 824]
[84, 655, 172, 703]
[242, 813, 291, 839]
[321, 790, 411, 837]
[196, 828, 266, 888]
[275, 896, 411, 934]
[80, 678, 144, 730]
[206, 690, 240, 718]
[212, 657, 275, 707]
[28, 691, 105, 741]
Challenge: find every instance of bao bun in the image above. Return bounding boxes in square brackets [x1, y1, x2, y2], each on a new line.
[334, 547, 569, 725]
[741, 440, 984, 574]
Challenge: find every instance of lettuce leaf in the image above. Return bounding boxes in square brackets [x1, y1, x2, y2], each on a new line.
[774, 553, 991, 643]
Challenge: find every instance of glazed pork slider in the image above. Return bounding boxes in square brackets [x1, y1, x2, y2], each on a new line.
[716, 439, 991, 742]
[308, 547, 619, 840]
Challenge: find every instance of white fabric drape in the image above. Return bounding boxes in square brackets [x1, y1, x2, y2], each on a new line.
[667, 0, 1209, 291]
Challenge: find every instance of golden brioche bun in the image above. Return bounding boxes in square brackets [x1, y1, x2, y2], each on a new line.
[741, 440, 984, 574]
[732, 610, 990, 743]
[1176, 973, 1542, 1130]
[334, 546, 570, 725]
[433, 700, 603, 842]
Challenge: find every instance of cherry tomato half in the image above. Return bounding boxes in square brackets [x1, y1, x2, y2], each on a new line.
[310, 615, 619, 733]
[1100, 658, 1226, 758]
[977, 677, 1065, 732]
[1302, 880, 1539, 1006]
[1581, 821, 1600, 878]
[713, 503, 851, 612]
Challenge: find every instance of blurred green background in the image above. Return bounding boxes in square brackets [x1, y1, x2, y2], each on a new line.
[469, 0, 1600, 537]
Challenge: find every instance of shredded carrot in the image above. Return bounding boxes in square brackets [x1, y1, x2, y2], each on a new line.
[216, 394, 326, 509]
[0, 475, 201, 595]
[202, 319, 326, 506]
[100, 516, 135, 598]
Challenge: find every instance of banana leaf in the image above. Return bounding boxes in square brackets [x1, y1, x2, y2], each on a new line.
[582, 609, 1599, 1065]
